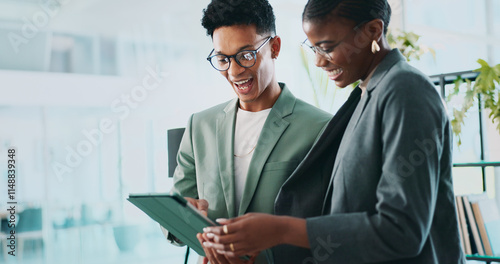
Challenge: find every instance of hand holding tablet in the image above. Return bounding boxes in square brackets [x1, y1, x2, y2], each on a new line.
[127, 193, 217, 256]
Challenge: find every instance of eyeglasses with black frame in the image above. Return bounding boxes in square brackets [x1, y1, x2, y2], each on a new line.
[301, 22, 366, 60]
[207, 36, 273, 71]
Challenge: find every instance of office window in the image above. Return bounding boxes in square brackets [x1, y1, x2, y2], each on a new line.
[403, 0, 500, 199]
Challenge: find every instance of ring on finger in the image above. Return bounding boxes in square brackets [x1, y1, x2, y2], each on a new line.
[230, 243, 235, 252]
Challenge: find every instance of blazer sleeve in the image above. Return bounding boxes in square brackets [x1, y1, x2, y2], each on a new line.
[171, 114, 199, 198]
[306, 75, 448, 263]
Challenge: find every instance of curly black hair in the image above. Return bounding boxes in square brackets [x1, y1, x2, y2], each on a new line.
[303, 0, 391, 34]
[201, 0, 276, 37]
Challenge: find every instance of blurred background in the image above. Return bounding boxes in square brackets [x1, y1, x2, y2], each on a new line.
[0, 0, 499, 263]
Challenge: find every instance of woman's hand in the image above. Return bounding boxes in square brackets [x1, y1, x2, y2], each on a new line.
[197, 233, 258, 264]
[202, 213, 305, 257]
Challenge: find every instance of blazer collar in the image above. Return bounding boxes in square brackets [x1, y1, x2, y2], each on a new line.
[269, 83, 296, 118]
[336, 49, 406, 144]
[238, 83, 296, 215]
[217, 83, 296, 216]
[323, 49, 406, 213]
[217, 100, 238, 217]
[366, 48, 406, 93]
[238, 83, 295, 215]
[223, 98, 239, 114]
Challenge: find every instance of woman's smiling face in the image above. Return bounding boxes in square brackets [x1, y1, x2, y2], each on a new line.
[302, 17, 374, 88]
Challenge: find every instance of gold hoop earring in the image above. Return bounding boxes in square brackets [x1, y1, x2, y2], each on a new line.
[371, 40, 380, 54]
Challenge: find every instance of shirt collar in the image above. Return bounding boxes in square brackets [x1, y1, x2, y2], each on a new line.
[359, 64, 379, 97]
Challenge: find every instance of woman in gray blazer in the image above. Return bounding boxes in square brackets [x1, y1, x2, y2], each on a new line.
[202, 1, 465, 263]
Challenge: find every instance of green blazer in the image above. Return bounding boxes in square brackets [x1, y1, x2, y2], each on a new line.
[172, 83, 332, 220]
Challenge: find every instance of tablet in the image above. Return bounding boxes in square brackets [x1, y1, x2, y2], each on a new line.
[127, 193, 217, 256]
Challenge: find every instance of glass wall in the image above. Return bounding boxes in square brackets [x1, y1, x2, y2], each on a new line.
[403, 0, 500, 202]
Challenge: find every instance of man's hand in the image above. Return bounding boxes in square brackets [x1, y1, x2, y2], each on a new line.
[184, 197, 209, 216]
[163, 196, 208, 245]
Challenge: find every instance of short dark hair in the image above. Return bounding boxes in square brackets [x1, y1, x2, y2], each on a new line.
[302, 0, 391, 34]
[201, 0, 276, 37]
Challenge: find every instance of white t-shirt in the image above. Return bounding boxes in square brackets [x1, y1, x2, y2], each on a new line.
[233, 107, 272, 213]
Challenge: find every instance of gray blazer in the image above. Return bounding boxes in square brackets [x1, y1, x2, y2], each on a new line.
[276, 49, 465, 264]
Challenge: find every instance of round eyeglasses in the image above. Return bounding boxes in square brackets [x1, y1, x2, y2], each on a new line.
[301, 22, 366, 60]
[207, 36, 272, 71]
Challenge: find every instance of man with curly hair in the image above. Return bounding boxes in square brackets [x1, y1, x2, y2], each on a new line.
[161, 0, 332, 263]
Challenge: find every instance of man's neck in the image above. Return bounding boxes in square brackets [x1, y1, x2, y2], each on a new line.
[239, 82, 282, 112]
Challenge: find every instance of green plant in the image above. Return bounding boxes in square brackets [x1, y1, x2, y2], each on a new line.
[447, 59, 500, 145]
[387, 29, 435, 62]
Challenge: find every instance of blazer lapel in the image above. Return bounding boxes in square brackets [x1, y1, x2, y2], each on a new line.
[216, 99, 238, 217]
[322, 49, 407, 213]
[238, 84, 294, 215]
[322, 86, 367, 213]
[340, 49, 406, 137]
[279, 87, 362, 190]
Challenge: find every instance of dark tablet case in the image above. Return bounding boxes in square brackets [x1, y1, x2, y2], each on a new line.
[128, 193, 217, 256]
